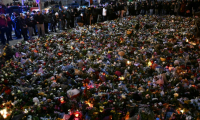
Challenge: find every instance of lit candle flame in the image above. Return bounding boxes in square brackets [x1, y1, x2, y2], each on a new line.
[127, 61, 131, 65]
[0, 108, 9, 119]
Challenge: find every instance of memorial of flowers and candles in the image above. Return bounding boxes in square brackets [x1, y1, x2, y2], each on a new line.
[0, 15, 200, 120]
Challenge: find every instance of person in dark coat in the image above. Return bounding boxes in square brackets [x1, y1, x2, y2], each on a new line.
[166, 2, 171, 15]
[6, 14, 13, 41]
[13, 13, 22, 39]
[141, 1, 146, 15]
[180, 1, 186, 16]
[59, 10, 66, 30]
[0, 14, 9, 45]
[154, 2, 159, 15]
[33, 11, 38, 36]
[92, 7, 98, 23]
[52, 12, 58, 32]
[34, 11, 45, 37]
[25, 15, 34, 39]
[48, 11, 53, 32]
[170, 2, 175, 15]
[70, 9, 75, 28]
[65, 9, 71, 29]
[20, 14, 28, 41]
[43, 11, 49, 34]
[146, 1, 150, 15]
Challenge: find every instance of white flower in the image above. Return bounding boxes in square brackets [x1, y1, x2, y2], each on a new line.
[186, 116, 192, 120]
[190, 99, 194, 104]
[160, 91, 164, 96]
[121, 94, 126, 99]
[174, 87, 179, 92]
[33, 97, 39, 104]
[11, 101, 18, 106]
[152, 98, 158, 101]
[158, 102, 162, 106]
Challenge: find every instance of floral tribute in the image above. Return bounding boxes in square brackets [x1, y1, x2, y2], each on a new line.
[0, 15, 200, 120]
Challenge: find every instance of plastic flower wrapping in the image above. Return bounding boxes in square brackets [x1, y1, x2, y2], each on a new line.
[0, 15, 200, 120]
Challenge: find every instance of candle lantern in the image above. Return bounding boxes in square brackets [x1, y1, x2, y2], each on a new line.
[74, 110, 81, 120]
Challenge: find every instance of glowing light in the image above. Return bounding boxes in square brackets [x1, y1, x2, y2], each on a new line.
[127, 61, 131, 65]
[119, 76, 125, 80]
[180, 110, 184, 113]
[99, 106, 104, 112]
[0, 108, 10, 119]
[24, 109, 28, 114]
[74, 111, 79, 118]
[147, 61, 152, 67]
[85, 101, 93, 108]
[186, 39, 188, 42]
[60, 97, 65, 104]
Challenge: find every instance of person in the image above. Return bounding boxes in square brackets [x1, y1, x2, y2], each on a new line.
[154, 2, 159, 15]
[33, 11, 38, 36]
[26, 15, 34, 40]
[70, 9, 75, 27]
[146, 1, 150, 15]
[51, 12, 58, 32]
[93, 7, 98, 23]
[166, 2, 170, 15]
[13, 13, 22, 39]
[102, 6, 107, 22]
[21, 14, 28, 41]
[55, 12, 60, 30]
[43, 11, 49, 34]
[170, 2, 175, 15]
[6, 14, 13, 41]
[65, 9, 71, 29]
[149, 2, 154, 15]
[141, 1, 146, 15]
[59, 10, 66, 30]
[174, 2, 179, 16]
[48, 11, 53, 32]
[35, 11, 45, 38]
[0, 14, 9, 45]
[180, 1, 186, 16]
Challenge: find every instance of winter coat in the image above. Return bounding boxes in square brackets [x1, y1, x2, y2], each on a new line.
[0, 18, 7, 28]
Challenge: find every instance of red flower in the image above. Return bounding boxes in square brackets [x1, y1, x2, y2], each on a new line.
[4, 79, 8, 84]
[5, 89, 11, 95]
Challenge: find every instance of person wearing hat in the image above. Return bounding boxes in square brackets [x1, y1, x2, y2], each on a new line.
[34, 11, 45, 38]
[0, 14, 9, 45]
[51, 12, 58, 32]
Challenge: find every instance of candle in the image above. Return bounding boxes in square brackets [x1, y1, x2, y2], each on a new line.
[127, 61, 131, 65]
[119, 76, 125, 80]
[0, 108, 11, 119]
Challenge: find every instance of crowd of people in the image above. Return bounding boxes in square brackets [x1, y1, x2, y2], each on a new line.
[6, 0, 62, 7]
[0, 0, 200, 45]
[6, 2, 38, 7]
